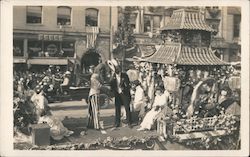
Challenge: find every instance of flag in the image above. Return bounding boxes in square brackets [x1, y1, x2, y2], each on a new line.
[86, 27, 99, 48]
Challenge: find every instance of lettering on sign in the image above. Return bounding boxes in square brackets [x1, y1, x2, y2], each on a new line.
[38, 34, 63, 41]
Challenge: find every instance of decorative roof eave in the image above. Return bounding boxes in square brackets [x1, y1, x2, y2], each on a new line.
[142, 43, 229, 66]
[176, 46, 229, 65]
[142, 43, 181, 64]
[160, 8, 216, 33]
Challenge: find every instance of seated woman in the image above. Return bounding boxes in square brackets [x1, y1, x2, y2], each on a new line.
[31, 86, 74, 140]
[137, 86, 169, 131]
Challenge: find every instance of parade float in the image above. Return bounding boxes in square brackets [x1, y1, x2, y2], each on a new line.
[133, 8, 240, 149]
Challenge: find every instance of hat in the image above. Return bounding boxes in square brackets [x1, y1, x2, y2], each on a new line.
[132, 80, 141, 86]
[107, 59, 119, 72]
[65, 71, 71, 75]
[34, 85, 43, 94]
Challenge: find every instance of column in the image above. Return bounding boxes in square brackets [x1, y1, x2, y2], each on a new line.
[23, 39, 28, 58]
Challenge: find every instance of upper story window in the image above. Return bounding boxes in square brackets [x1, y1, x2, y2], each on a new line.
[85, 8, 99, 26]
[144, 14, 162, 33]
[233, 14, 241, 38]
[26, 6, 42, 24]
[57, 6, 71, 26]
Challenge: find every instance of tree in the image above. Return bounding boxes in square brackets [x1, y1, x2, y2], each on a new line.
[113, 6, 136, 71]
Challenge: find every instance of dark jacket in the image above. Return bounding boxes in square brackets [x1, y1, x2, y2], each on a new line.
[110, 72, 131, 98]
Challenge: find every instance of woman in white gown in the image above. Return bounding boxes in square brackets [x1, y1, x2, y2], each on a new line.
[137, 86, 169, 131]
[31, 85, 74, 140]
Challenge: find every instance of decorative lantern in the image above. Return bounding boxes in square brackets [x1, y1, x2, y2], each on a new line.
[163, 76, 181, 92]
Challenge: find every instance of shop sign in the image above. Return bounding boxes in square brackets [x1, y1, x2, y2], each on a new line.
[38, 34, 63, 41]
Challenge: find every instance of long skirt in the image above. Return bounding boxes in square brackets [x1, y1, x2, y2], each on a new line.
[139, 108, 160, 130]
[87, 94, 100, 129]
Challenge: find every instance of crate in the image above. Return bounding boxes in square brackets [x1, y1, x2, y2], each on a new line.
[30, 123, 50, 146]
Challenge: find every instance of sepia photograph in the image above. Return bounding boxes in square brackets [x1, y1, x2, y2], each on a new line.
[0, 0, 249, 156]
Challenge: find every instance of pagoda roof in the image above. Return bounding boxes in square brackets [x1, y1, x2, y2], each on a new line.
[160, 8, 216, 32]
[143, 43, 228, 65]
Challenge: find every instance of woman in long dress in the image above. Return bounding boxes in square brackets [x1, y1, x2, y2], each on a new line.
[31, 85, 74, 140]
[137, 86, 169, 131]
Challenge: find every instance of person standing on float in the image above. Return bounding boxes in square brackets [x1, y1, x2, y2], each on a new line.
[87, 63, 106, 130]
[108, 59, 132, 129]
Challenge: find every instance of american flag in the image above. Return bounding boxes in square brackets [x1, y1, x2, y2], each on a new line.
[86, 26, 99, 48]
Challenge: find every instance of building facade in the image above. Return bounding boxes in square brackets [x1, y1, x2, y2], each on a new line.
[13, 6, 118, 72]
[13, 6, 241, 72]
[206, 6, 241, 62]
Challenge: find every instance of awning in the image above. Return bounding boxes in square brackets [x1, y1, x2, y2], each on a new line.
[160, 9, 215, 32]
[143, 43, 181, 64]
[177, 47, 228, 65]
[27, 58, 69, 65]
[13, 57, 26, 63]
[143, 44, 228, 65]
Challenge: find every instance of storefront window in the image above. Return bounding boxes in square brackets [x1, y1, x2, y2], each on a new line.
[28, 40, 75, 58]
[28, 40, 42, 57]
[13, 40, 24, 56]
[26, 6, 42, 24]
[44, 41, 60, 57]
[85, 8, 99, 26]
[61, 41, 75, 57]
[57, 6, 71, 25]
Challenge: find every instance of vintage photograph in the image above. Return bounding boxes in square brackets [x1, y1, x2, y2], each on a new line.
[11, 4, 243, 152]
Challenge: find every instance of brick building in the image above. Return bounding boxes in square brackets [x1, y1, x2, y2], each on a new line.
[13, 6, 118, 73]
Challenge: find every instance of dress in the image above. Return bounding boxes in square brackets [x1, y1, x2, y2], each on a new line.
[31, 92, 73, 140]
[139, 92, 168, 130]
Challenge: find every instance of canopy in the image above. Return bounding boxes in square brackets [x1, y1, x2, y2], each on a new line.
[143, 44, 228, 65]
[160, 9, 216, 32]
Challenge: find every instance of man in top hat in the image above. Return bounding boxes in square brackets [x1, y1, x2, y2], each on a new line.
[108, 59, 132, 129]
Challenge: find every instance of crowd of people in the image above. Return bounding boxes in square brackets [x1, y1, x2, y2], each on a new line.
[13, 65, 77, 141]
[13, 58, 241, 142]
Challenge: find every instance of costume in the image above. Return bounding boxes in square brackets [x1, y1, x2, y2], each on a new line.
[138, 91, 169, 130]
[110, 72, 132, 127]
[31, 89, 73, 140]
[87, 73, 102, 129]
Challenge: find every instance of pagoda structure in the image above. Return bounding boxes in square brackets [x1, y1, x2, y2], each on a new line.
[143, 8, 228, 66]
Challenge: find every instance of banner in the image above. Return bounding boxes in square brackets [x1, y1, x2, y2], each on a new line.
[86, 27, 99, 48]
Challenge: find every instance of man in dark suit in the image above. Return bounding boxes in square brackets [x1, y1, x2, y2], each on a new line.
[108, 59, 132, 129]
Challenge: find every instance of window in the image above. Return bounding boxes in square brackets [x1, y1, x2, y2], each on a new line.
[144, 15, 151, 32]
[128, 13, 137, 33]
[28, 40, 42, 57]
[13, 40, 24, 56]
[26, 6, 42, 24]
[57, 6, 71, 25]
[144, 15, 162, 33]
[85, 8, 99, 26]
[233, 15, 241, 38]
[61, 41, 75, 57]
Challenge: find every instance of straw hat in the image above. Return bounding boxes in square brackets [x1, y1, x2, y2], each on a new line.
[65, 71, 71, 75]
[107, 59, 119, 72]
